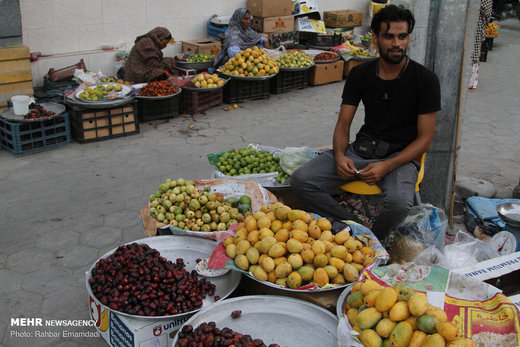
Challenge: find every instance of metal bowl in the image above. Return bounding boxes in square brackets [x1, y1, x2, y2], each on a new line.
[86, 236, 241, 322]
[0, 102, 65, 122]
[497, 202, 520, 227]
[171, 295, 339, 347]
[175, 60, 215, 70]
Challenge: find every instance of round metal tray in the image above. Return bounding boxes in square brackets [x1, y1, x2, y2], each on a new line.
[74, 83, 132, 102]
[314, 57, 340, 64]
[243, 270, 346, 292]
[85, 235, 241, 321]
[175, 60, 215, 70]
[65, 95, 135, 109]
[135, 87, 182, 100]
[210, 15, 231, 26]
[0, 102, 65, 122]
[279, 65, 314, 72]
[497, 202, 520, 227]
[171, 295, 339, 347]
[177, 78, 230, 92]
[217, 70, 278, 81]
[336, 285, 352, 318]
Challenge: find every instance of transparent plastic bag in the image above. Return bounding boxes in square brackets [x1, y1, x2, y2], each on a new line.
[263, 46, 286, 59]
[392, 203, 447, 263]
[412, 230, 499, 269]
[279, 146, 317, 175]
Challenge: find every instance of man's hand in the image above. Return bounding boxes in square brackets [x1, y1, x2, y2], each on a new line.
[335, 154, 358, 180]
[359, 161, 390, 185]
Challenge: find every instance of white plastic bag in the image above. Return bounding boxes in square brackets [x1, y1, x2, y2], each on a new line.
[263, 46, 286, 59]
[279, 146, 317, 175]
[412, 230, 499, 269]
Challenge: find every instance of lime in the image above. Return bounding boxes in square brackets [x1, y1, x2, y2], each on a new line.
[238, 203, 252, 214]
[226, 196, 239, 207]
[239, 195, 252, 206]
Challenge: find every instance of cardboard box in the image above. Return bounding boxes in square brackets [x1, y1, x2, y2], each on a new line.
[295, 17, 326, 33]
[251, 15, 294, 33]
[89, 294, 190, 347]
[323, 10, 363, 28]
[292, 0, 319, 16]
[453, 251, 520, 296]
[268, 31, 299, 48]
[247, 0, 292, 17]
[308, 60, 344, 85]
[181, 38, 221, 56]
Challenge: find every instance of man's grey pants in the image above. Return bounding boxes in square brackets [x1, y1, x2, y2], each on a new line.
[291, 146, 418, 241]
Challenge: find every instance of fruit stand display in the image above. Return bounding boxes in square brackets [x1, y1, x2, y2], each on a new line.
[170, 73, 228, 115]
[135, 80, 182, 122]
[217, 47, 279, 103]
[140, 178, 278, 238]
[206, 144, 291, 188]
[64, 82, 139, 142]
[86, 236, 241, 346]
[271, 50, 314, 93]
[337, 263, 520, 346]
[207, 202, 388, 292]
[0, 102, 71, 156]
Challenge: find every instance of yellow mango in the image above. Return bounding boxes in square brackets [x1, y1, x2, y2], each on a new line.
[426, 305, 448, 323]
[408, 292, 428, 317]
[389, 301, 410, 321]
[375, 318, 396, 338]
[346, 290, 364, 309]
[404, 316, 417, 330]
[346, 307, 359, 326]
[359, 329, 383, 347]
[422, 333, 445, 347]
[389, 321, 413, 347]
[356, 307, 382, 329]
[375, 287, 398, 312]
[313, 267, 329, 287]
[408, 330, 427, 347]
[343, 263, 359, 282]
[360, 279, 384, 296]
[436, 321, 459, 342]
[364, 289, 382, 307]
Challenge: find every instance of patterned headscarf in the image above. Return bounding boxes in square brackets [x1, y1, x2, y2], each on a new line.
[215, 8, 262, 66]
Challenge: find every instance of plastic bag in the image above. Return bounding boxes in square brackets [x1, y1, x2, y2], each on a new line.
[263, 46, 286, 59]
[278, 146, 317, 175]
[413, 230, 499, 269]
[73, 69, 106, 84]
[392, 203, 447, 263]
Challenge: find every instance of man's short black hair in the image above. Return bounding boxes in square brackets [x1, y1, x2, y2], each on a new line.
[371, 4, 415, 35]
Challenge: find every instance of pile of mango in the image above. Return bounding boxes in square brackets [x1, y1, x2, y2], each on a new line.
[222, 203, 376, 289]
[220, 47, 279, 77]
[345, 280, 476, 347]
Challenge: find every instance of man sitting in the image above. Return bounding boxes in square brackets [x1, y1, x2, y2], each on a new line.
[291, 5, 441, 243]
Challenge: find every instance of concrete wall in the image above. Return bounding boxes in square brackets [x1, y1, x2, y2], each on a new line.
[20, 0, 371, 86]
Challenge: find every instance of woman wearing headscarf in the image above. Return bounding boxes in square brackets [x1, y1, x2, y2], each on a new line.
[124, 27, 175, 83]
[214, 8, 270, 67]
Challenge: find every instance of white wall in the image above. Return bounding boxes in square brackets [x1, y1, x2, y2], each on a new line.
[21, 0, 372, 86]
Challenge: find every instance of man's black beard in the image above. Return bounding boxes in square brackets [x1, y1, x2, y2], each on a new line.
[378, 44, 407, 64]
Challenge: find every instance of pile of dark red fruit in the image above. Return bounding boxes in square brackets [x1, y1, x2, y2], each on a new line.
[23, 103, 55, 120]
[89, 243, 216, 316]
[175, 322, 280, 347]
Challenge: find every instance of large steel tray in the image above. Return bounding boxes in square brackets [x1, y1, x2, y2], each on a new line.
[0, 102, 66, 122]
[85, 235, 241, 321]
[171, 295, 339, 347]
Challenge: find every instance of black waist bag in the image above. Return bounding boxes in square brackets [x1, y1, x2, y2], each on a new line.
[353, 132, 404, 159]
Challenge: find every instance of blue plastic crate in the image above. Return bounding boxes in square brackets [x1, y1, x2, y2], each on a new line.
[0, 113, 71, 156]
[207, 21, 227, 40]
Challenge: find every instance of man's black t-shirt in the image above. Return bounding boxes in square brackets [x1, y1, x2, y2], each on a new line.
[342, 58, 441, 147]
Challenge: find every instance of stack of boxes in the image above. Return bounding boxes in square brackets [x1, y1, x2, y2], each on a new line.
[0, 45, 33, 109]
[247, 0, 298, 49]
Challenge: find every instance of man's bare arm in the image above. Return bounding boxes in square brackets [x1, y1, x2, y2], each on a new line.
[333, 104, 359, 179]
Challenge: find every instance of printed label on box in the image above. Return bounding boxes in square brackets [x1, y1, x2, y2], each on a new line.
[110, 312, 135, 346]
[295, 17, 326, 33]
[292, 0, 319, 16]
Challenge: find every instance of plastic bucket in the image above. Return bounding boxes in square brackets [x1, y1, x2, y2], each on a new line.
[11, 95, 30, 115]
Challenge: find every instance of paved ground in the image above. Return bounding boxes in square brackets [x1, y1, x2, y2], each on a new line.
[1, 18, 519, 347]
